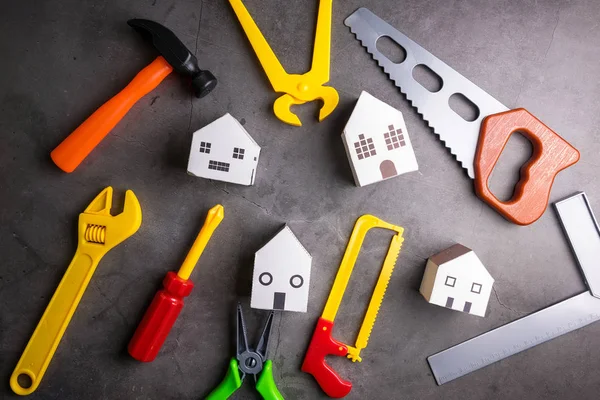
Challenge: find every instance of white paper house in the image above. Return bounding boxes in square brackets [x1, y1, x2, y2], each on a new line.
[251, 226, 312, 313]
[419, 244, 494, 317]
[341, 91, 418, 187]
[187, 113, 260, 186]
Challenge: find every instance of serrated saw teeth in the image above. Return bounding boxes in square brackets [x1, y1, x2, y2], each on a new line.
[345, 7, 508, 179]
[302, 215, 404, 397]
[324, 215, 403, 360]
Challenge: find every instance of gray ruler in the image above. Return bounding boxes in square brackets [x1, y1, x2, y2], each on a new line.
[428, 192, 600, 384]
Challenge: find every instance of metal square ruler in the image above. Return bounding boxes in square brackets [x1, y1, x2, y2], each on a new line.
[428, 192, 600, 384]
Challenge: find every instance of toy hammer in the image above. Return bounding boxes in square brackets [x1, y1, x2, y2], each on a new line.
[51, 19, 217, 173]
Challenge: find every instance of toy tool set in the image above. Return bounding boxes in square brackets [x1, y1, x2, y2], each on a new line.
[345, 8, 580, 225]
[302, 215, 404, 398]
[9, 2, 596, 399]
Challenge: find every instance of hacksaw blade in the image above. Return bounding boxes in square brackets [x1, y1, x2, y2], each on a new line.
[344, 8, 508, 179]
[349, 233, 404, 361]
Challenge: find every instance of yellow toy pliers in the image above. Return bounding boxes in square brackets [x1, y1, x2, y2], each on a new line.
[229, 0, 339, 126]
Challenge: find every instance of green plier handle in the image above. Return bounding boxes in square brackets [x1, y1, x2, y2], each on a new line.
[206, 358, 284, 400]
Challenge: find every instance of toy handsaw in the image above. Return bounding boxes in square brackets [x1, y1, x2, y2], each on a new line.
[344, 8, 579, 226]
[428, 192, 600, 384]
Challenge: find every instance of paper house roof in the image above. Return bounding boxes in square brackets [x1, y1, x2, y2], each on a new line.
[341, 91, 418, 187]
[419, 244, 494, 317]
[187, 113, 260, 186]
[251, 226, 312, 313]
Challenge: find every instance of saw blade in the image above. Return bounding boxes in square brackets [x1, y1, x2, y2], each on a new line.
[349, 233, 404, 362]
[344, 8, 508, 178]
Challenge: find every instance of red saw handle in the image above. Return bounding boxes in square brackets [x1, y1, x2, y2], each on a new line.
[128, 271, 194, 362]
[301, 318, 352, 398]
[51, 56, 173, 172]
[474, 108, 580, 225]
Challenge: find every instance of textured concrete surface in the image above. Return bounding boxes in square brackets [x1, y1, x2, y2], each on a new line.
[1, 0, 600, 399]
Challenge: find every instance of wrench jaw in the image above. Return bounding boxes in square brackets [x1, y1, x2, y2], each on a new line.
[78, 187, 142, 255]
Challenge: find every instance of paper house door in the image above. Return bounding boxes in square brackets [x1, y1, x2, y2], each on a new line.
[341, 91, 418, 187]
[420, 244, 494, 317]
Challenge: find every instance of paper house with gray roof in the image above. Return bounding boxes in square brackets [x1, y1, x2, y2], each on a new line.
[251, 226, 312, 313]
[187, 113, 260, 186]
[419, 244, 494, 317]
[341, 91, 418, 187]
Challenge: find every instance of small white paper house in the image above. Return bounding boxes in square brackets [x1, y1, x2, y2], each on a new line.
[187, 113, 260, 186]
[341, 91, 418, 187]
[251, 226, 312, 313]
[419, 244, 494, 317]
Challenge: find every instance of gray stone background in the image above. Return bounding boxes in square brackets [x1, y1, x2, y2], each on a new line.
[1, 0, 599, 399]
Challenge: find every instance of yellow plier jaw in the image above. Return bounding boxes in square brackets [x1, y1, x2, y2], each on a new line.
[273, 86, 339, 126]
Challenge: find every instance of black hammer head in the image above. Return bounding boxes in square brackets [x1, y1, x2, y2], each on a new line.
[128, 19, 217, 98]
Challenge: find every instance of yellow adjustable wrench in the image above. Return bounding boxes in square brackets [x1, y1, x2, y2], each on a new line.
[229, 0, 339, 126]
[10, 187, 142, 395]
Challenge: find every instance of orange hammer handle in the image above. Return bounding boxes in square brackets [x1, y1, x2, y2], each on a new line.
[51, 56, 173, 172]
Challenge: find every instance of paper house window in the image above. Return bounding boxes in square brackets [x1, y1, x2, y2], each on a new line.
[419, 244, 494, 317]
[384, 125, 405, 150]
[341, 91, 419, 187]
[471, 282, 482, 294]
[354, 134, 377, 160]
[259, 272, 273, 286]
[233, 147, 245, 160]
[208, 160, 230, 172]
[290, 275, 303, 288]
[199, 142, 211, 154]
[187, 114, 261, 186]
[251, 226, 312, 313]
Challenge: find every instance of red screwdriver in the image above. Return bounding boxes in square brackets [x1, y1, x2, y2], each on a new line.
[128, 204, 224, 362]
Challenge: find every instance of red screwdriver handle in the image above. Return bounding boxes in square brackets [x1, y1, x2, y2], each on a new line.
[128, 271, 194, 362]
[51, 56, 173, 173]
[301, 318, 352, 398]
[474, 108, 580, 225]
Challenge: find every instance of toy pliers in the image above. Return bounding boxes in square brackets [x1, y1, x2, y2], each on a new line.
[206, 304, 283, 400]
[229, 0, 339, 126]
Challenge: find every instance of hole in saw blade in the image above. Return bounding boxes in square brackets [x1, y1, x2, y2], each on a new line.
[376, 36, 406, 64]
[487, 131, 533, 201]
[412, 64, 443, 93]
[449, 93, 479, 122]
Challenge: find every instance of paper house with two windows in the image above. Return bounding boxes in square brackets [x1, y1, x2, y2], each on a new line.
[341, 91, 418, 187]
[419, 244, 494, 317]
[251, 226, 312, 313]
[187, 113, 260, 186]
